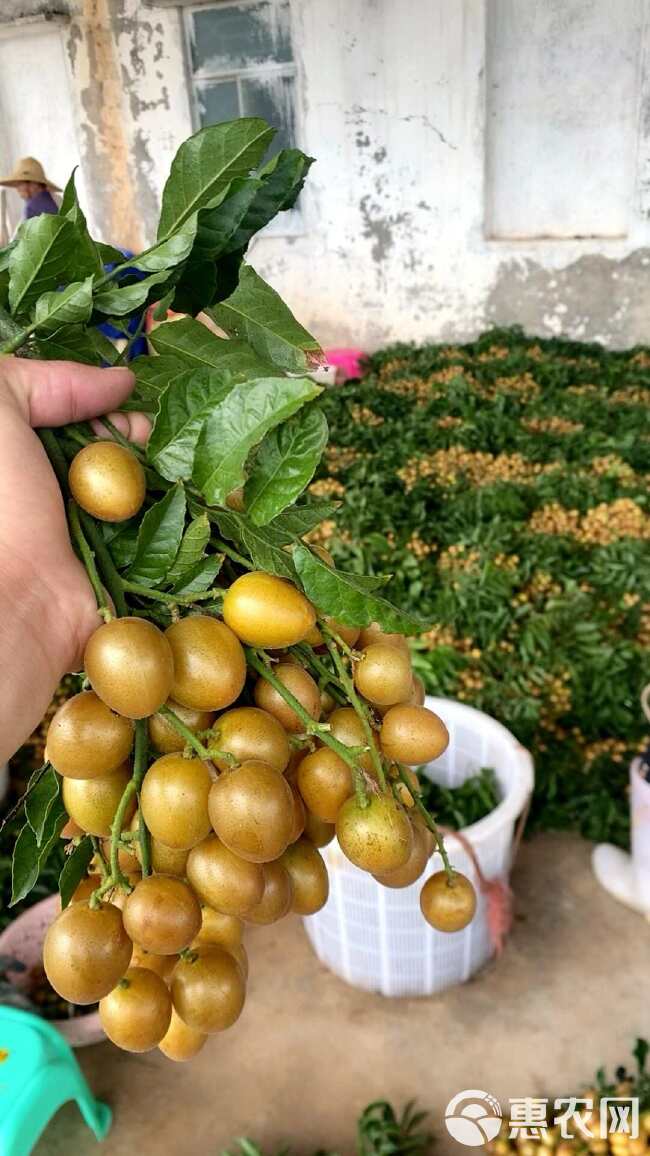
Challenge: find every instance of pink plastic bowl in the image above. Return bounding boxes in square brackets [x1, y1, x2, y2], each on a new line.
[0, 894, 105, 1047]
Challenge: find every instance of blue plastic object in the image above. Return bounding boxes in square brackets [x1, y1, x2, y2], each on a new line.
[0, 1006, 111, 1155]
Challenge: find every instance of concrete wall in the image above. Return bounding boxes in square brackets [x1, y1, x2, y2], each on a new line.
[2, 0, 650, 349]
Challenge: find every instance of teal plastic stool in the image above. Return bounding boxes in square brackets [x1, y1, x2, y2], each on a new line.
[0, 1005, 112, 1155]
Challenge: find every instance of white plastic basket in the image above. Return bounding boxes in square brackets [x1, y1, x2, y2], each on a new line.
[303, 696, 534, 997]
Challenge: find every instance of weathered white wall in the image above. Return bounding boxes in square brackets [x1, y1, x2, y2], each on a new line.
[2, 0, 650, 348]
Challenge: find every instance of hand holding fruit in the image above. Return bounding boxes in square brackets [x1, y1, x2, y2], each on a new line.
[0, 357, 137, 764]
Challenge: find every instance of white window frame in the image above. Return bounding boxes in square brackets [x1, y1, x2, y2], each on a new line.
[182, 0, 305, 236]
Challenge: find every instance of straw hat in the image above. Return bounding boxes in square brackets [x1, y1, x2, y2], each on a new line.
[0, 157, 60, 190]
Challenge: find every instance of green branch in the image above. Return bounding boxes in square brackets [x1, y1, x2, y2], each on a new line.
[246, 647, 369, 806]
[67, 500, 112, 621]
[321, 624, 388, 792]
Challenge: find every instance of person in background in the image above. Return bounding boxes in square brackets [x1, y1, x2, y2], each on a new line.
[0, 156, 60, 221]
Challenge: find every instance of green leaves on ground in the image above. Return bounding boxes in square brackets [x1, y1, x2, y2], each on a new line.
[245, 407, 328, 525]
[128, 486, 187, 586]
[293, 542, 425, 633]
[209, 265, 323, 373]
[193, 376, 322, 505]
[59, 836, 94, 909]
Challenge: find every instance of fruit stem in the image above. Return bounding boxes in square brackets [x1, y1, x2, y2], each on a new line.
[121, 580, 224, 608]
[157, 704, 211, 758]
[291, 643, 347, 705]
[38, 429, 70, 493]
[67, 500, 112, 622]
[133, 719, 151, 877]
[320, 625, 388, 793]
[90, 835, 109, 880]
[246, 647, 369, 806]
[85, 415, 147, 462]
[157, 704, 236, 766]
[77, 509, 129, 616]
[189, 507, 254, 571]
[0, 318, 39, 354]
[114, 311, 147, 366]
[396, 766, 454, 881]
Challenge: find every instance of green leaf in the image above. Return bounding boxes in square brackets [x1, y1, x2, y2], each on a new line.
[171, 554, 224, 596]
[129, 353, 188, 411]
[152, 290, 176, 321]
[103, 518, 139, 569]
[33, 323, 104, 365]
[268, 501, 340, 541]
[293, 542, 426, 634]
[59, 170, 102, 275]
[93, 269, 173, 316]
[208, 266, 320, 373]
[149, 317, 275, 380]
[11, 801, 67, 906]
[193, 376, 322, 505]
[209, 265, 323, 374]
[25, 767, 60, 847]
[0, 301, 25, 344]
[245, 407, 328, 525]
[158, 118, 275, 239]
[171, 261, 218, 317]
[129, 213, 200, 273]
[96, 243, 127, 268]
[128, 486, 187, 586]
[188, 178, 262, 264]
[147, 368, 236, 482]
[166, 515, 211, 586]
[8, 215, 77, 315]
[33, 276, 94, 333]
[0, 239, 17, 273]
[225, 149, 314, 254]
[59, 836, 94, 909]
[214, 509, 296, 579]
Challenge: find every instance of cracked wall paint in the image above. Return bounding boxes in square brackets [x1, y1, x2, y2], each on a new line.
[487, 250, 650, 347]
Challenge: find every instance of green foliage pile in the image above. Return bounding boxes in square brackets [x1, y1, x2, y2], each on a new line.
[315, 328, 650, 845]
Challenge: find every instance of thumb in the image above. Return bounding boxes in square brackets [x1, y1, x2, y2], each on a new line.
[1, 356, 135, 427]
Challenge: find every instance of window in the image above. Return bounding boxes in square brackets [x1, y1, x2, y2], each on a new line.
[184, 1, 297, 157]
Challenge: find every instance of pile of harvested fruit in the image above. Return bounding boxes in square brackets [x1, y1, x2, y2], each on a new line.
[0, 116, 476, 1061]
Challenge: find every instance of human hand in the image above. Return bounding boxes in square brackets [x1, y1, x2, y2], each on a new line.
[0, 357, 141, 764]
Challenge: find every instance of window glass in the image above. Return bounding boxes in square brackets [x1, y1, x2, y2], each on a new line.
[239, 74, 295, 154]
[196, 79, 240, 128]
[191, 1, 293, 73]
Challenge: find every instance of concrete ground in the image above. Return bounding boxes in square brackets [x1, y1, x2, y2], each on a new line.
[36, 834, 650, 1156]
